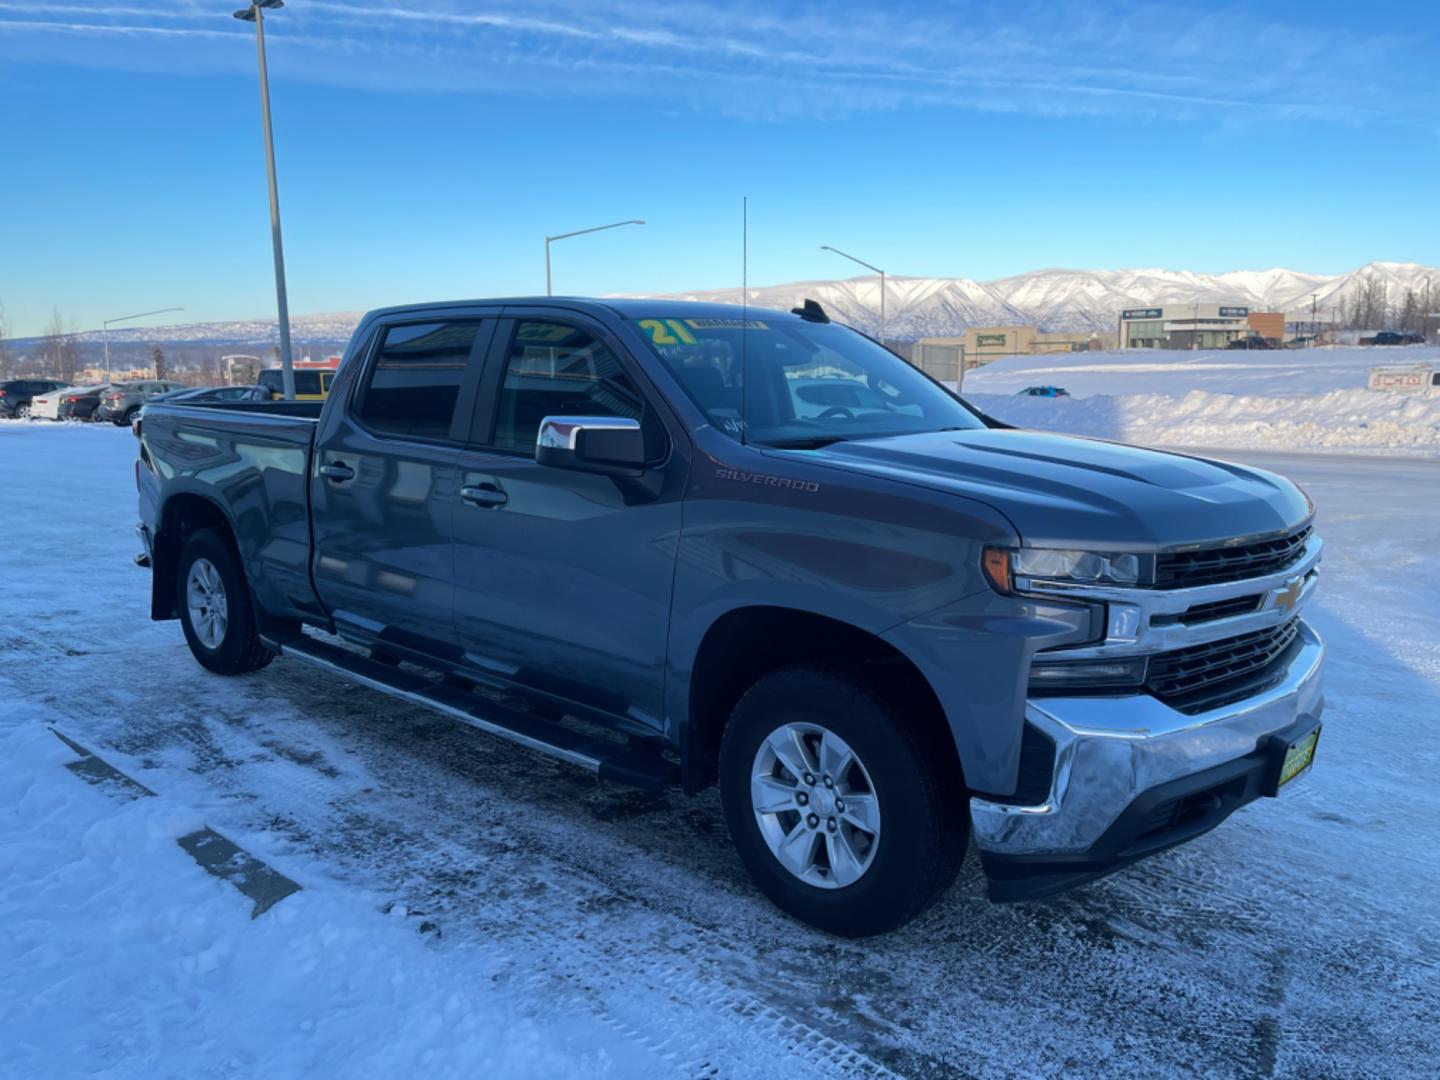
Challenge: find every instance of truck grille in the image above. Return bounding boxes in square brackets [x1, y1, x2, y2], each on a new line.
[1151, 593, 1263, 627]
[1146, 618, 1301, 713]
[1154, 525, 1311, 589]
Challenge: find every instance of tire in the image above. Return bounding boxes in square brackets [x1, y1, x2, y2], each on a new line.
[719, 667, 966, 936]
[15, 403, 30, 420]
[175, 529, 274, 675]
[119, 406, 140, 426]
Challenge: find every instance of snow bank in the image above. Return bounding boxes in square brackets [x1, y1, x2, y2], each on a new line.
[0, 717, 652, 1077]
[969, 387, 1440, 454]
[962, 346, 1440, 454]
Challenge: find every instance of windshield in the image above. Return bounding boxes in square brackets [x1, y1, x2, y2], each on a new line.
[632, 315, 985, 447]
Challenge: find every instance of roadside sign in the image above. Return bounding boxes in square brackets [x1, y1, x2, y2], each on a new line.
[1367, 365, 1432, 393]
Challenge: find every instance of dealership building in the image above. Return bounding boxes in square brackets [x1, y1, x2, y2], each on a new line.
[911, 326, 1111, 383]
[1119, 304, 1283, 349]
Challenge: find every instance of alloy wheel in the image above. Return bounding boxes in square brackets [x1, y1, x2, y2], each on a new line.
[186, 557, 229, 650]
[750, 722, 881, 889]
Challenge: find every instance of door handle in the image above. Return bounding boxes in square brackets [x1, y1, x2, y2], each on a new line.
[461, 483, 508, 508]
[319, 462, 355, 481]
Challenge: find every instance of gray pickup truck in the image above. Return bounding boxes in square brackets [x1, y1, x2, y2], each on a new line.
[134, 297, 1325, 935]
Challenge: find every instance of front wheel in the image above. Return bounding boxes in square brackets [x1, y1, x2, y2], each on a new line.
[719, 668, 966, 936]
[175, 530, 274, 675]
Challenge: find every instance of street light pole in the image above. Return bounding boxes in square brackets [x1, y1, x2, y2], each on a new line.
[1425, 276, 1432, 343]
[234, 0, 295, 400]
[820, 246, 886, 344]
[102, 307, 184, 381]
[544, 219, 646, 296]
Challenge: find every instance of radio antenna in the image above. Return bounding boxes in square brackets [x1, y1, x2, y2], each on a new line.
[740, 194, 749, 446]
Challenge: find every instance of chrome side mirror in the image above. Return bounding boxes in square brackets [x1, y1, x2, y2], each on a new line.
[536, 416, 646, 477]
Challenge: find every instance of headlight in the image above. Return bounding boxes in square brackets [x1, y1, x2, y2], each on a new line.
[983, 546, 1144, 592]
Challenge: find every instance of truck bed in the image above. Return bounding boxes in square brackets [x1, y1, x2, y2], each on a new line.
[153, 398, 327, 420]
[138, 398, 323, 624]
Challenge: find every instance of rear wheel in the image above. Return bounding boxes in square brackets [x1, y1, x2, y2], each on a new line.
[15, 403, 30, 419]
[175, 529, 273, 675]
[120, 406, 140, 426]
[719, 668, 966, 936]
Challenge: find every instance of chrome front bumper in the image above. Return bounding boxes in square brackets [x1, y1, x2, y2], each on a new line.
[972, 619, 1325, 861]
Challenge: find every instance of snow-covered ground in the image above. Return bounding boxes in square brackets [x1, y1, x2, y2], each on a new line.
[2, 419, 1439, 1078]
[965, 345, 1440, 456]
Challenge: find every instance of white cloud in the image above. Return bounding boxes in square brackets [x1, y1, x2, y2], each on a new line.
[0, 0, 1431, 127]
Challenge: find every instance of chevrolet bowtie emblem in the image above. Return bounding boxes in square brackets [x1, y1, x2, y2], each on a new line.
[1271, 578, 1304, 613]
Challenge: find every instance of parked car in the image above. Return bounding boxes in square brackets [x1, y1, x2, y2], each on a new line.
[1359, 331, 1425, 346]
[1227, 337, 1277, 350]
[0, 378, 66, 419]
[56, 384, 114, 421]
[150, 385, 266, 405]
[31, 384, 107, 421]
[257, 368, 335, 400]
[136, 297, 1324, 936]
[95, 381, 188, 424]
[1017, 385, 1070, 397]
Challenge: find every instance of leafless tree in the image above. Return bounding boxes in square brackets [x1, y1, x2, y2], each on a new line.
[1341, 275, 1392, 330]
[38, 309, 83, 384]
[1396, 288, 1427, 334]
[198, 350, 226, 385]
[0, 300, 12, 380]
[151, 343, 168, 381]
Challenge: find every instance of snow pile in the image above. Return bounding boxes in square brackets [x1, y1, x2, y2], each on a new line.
[0, 717, 652, 1077]
[963, 346, 1440, 455]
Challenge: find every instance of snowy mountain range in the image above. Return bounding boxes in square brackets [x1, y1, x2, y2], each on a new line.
[63, 311, 365, 350]
[630, 261, 1440, 339]
[26, 260, 1438, 350]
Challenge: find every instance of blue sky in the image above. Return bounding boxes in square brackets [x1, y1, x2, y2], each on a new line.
[1, 1, 1437, 337]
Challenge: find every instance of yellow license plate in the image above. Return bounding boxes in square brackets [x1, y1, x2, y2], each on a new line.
[1278, 727, 1320, 788]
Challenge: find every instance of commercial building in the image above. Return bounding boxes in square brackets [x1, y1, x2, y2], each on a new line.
[912, 326, 1108, 383]
[1119, 304, 1284, 349]
[1246, 311, 1284, 342]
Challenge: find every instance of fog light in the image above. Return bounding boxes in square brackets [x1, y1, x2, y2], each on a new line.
[1029, 655, 1148, 690]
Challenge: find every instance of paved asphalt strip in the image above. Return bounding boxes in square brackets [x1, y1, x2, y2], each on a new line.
[49, 726, 302, 919]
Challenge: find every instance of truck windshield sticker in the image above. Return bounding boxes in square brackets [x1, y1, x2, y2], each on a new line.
[637, 318, 771, 347]
[683, 318, 769, 330]
[637, 318, 699, 346]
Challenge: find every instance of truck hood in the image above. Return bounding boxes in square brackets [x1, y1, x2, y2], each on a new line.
[791, 428, 1311, 549]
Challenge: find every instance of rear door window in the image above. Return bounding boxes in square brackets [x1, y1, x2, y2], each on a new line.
[357, 320, 486, 441]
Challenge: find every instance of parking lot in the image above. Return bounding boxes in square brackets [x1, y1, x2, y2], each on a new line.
[3, 421, 1439, 1078]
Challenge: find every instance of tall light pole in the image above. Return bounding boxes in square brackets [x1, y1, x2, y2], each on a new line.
[820, 246, 886, 345]
[1425, 276, 1432, 343]
[234, 0, 295, 400]
[1309, 293, 1318, 346]
[103, 307, 184, 381]
[545, 220, 645, 296]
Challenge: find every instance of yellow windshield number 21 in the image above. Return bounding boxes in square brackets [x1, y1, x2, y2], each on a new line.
[639, 318, 699, 346]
